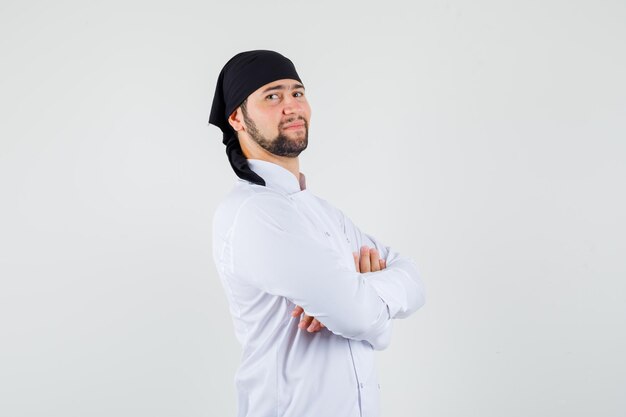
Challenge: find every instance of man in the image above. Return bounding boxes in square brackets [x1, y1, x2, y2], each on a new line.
[209, 50, 425, 417]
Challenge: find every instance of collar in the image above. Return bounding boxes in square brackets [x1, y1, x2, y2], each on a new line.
[245, 159, 307, 195]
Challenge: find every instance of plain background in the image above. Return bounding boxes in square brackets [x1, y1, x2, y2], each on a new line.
[1, 1, 624, 416]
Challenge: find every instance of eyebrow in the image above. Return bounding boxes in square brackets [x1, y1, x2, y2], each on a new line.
[261, 83, 305, 94]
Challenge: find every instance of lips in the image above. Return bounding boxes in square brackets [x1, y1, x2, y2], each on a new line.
[283, 121, 305, 130]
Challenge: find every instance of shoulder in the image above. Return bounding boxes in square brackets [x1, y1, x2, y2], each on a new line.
[215, 181, 289, 215]
[214, 182, 297, 233]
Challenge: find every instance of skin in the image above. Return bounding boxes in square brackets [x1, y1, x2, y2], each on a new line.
[228, 78, 310, 181]
[227, 78, 387, 333]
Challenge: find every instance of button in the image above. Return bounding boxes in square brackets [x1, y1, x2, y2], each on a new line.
[359, 382, 364, 389]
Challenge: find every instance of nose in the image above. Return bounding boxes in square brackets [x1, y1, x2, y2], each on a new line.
[282, 94, 303, 115]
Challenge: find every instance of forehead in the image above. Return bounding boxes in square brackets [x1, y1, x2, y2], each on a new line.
[250, 78, 305, 96]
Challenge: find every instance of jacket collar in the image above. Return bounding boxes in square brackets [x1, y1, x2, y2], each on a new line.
[245, 159, 307, 195]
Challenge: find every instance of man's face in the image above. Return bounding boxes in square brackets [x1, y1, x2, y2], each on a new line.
[234, 78, 311, 157]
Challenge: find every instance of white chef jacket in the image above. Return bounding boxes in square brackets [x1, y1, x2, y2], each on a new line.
[212, 158, 425, 417]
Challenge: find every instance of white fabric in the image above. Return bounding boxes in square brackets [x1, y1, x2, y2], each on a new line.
[212, 158, 425, 417]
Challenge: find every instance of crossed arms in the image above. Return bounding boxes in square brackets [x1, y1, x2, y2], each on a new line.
[230, 193, 425, 350]
[293, 245, 388, 333]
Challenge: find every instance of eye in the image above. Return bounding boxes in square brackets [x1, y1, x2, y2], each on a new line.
[294, 91, 304, 97]
[266, 93, 279, 100]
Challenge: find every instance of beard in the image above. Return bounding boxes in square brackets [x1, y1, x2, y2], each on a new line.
[242, 111, 308, 157]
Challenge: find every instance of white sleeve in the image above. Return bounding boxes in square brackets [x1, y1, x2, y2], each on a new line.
[229, 193, 399, 350]
[338, 208, 426, 320]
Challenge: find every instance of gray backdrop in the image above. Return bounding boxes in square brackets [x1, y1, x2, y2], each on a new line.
[1, 0, 624, 416]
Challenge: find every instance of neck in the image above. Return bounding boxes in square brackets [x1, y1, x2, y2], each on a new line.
[260, 154, 300, 183]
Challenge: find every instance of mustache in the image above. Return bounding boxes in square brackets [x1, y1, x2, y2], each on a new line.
[280, 116, 308, 129]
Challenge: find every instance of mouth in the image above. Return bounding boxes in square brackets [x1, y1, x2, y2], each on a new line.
[283, 121, 306, 130]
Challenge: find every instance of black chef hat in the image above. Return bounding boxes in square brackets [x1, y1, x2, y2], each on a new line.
[208, 50, 303, 186]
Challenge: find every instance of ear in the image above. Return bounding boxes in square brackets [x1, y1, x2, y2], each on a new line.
[228, 107, 244, 132]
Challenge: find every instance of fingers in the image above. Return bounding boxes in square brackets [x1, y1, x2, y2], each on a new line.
[353, 252, 360, 272]
[291, 305, 304, 317]
[369, 247, 381, 272]
[307, 318, 323, 332]
[293, 306, 324, 333]
[297, 314, 324, 332]
[358, 245, 382, 273]
[298, 314, 314, 330]
[359, 246, 371, 272]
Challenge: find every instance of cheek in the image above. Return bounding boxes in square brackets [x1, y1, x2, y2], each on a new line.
[303, 103, 312, 119]
[251, 110, 279, 130]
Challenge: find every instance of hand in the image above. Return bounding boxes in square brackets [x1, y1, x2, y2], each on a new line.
[354, 245, 386, 273]
[291, 245, 387, 332]
[291, 305, 325, 332]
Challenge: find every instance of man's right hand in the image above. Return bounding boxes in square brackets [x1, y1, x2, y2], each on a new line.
[291, 245, 387, 333]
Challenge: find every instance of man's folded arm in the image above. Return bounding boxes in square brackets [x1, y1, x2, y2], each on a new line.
[339, 208, 426, 319]
[229, 193, 396, 349]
